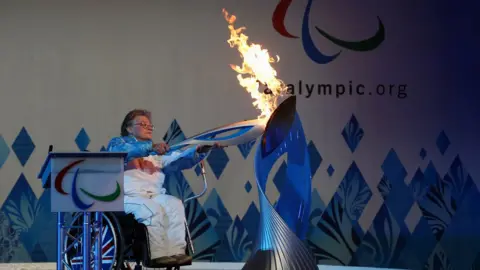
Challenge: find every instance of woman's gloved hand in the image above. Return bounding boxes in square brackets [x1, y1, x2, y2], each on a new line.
[152, 142, 170, 155]
[125, 158, 160, 174]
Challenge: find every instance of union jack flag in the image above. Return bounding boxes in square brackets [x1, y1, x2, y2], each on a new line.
[71, 225, 116, 269]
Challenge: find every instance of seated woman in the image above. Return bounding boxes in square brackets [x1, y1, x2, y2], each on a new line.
[106, 109, 221, 266]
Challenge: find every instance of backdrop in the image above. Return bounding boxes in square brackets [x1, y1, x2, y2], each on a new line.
[0, 1, 479, 269]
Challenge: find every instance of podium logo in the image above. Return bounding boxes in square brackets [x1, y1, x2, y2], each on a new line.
[272, 0, 385, 64]
[54, 159, 122, 210]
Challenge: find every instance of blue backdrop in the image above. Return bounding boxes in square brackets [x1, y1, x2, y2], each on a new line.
[0, 0, 480, 269]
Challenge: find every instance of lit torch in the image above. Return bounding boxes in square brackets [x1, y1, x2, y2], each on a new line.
[168, 9, 288, 151]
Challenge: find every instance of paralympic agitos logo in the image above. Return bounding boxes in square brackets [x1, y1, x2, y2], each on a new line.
[272, 0, 385, 64]
[55, 159, 121, 210]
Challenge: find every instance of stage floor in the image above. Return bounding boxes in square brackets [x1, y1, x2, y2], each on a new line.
[0, 262, 405, 270]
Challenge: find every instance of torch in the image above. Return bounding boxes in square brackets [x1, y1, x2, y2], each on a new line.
[167, 118, 267, 152]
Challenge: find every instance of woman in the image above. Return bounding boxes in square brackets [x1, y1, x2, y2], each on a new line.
[107, 109, 220, 266]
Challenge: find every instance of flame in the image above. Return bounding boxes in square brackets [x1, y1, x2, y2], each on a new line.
[222, 9, 288, 121]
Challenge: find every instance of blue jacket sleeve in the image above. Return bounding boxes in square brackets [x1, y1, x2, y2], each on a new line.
[106, 137, 153, 162]
[160, 146, 209, 174]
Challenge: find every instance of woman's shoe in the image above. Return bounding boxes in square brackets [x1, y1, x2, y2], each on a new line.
[171, 254, 193, 265]
[151, 256, 177, 266]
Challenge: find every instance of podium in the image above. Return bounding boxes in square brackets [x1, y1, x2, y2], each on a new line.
[38, 151, 127, 270]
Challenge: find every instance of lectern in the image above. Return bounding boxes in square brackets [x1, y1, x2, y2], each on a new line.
[38, 150, 127, 270]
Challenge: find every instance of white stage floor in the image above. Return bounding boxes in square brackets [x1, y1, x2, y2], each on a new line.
[0, 262, 405, 270]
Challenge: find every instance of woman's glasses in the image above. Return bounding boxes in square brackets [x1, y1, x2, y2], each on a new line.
[134, 122, 155, 130]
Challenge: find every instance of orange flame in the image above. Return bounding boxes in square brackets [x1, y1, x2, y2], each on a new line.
[222, 9, 288, 121]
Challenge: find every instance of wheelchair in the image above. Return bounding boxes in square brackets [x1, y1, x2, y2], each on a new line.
[61, 161, 209, 270]
[62, 211, 193, 270]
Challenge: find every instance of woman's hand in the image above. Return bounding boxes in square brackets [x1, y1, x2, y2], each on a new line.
[125, 158, 160, 174]
[152, 142, 170, 155]
[196, 142, 226, 153]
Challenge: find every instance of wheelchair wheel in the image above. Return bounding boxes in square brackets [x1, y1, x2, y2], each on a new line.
[63, 212, 125, 270]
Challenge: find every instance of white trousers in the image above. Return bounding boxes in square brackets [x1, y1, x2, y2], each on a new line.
[124, 194, 186, 258]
